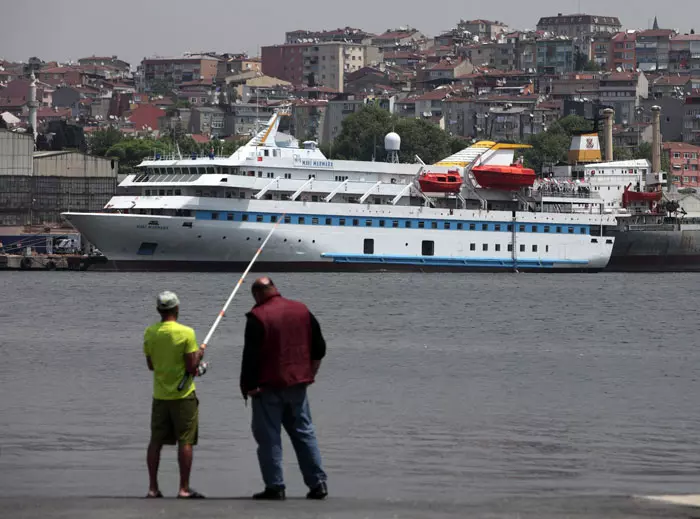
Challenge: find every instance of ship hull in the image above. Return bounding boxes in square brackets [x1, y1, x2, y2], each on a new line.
[62, 208, 614, 273]
[607, 229, 700, 271]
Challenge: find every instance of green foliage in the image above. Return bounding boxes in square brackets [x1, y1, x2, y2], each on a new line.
[614, 146, 633, 161]
[523, 115, 594, 173]
[105, 138, 169, 175]
[328, 105, 462, 164]
[87, 127, 123, 156]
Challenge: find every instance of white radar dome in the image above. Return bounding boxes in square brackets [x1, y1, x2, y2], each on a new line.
[384, 132, 401, 151]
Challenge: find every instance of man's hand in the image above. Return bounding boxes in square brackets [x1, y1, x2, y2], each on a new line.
[247, 388, 261, 397]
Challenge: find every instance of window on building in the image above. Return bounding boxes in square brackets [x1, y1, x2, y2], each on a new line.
[556, 226, 562, 233]
[363, 239, 374, 254]
[469, 223, 476, 230]
[211, 212, 219, 220]
[482, 223, 488, 230]
[256, 215, 264, 223]
[470, 243, 476, 251]
[532, 245, 538, 252]
[312, 217, 319, 225]
[568, 227, 574, 234]
[405, 221, 412, 228]
[353, 219, 359, 226]
[508, 244, 513, 252]
[422, 240, 434, 256]
[418, 221, 425, 229]
[339, 218, 346, 226]
[365, 219, 372, 226]
[482, 243, 488, 251]
[519, 225, 525, 232]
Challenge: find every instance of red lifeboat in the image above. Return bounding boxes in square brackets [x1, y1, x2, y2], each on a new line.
[418, 169, 463, 193]
[471, 162, 536, 190]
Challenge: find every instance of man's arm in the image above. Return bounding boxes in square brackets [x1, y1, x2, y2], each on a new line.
[240, 315, 263, 397]
[309, 312, 326, 376]
[184, 329, 203, 376]
[146, 357, 154, 371]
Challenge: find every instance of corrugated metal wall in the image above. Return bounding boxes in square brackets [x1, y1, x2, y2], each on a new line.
[33, 153, 116, 178]
[0, 130, 33, 177]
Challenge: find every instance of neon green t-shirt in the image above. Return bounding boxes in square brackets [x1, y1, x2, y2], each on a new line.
[144, 321, 198, 400]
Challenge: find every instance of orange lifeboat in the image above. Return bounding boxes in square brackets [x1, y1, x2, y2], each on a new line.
[471, 162, 536, 190]
[417, 169, 463, 193]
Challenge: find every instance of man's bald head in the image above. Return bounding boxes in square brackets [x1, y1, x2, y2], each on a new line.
[251, 276, 278, 304]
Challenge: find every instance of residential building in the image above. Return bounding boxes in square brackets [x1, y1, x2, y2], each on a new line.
[51, 86, 82, 117]
[589, 32, 614, 69]
[216, 54, 261, 84]
[515, 36, 538, 72]
[286, 27, 373, 45]
[547, 73, 600, 99]
[536, 38, 575, 74]
[669, 34, 700, 74]
[372, 28, 425, 52]
[176, 80, 217, 106]
[38, 66, 85, 86]
[189, 106, 228, 137]
[465, 41, 518, 70]
[599, 71, 648, 123]
[261, 44, 311, 85]
[413, 86, 455, 121]
[683, 91, 700, 144]
[125, 104, 166, 135]
[610, 31, 638, 71]
[291, 100, 327, 142]
[141, 54, 219, 91]
[650, 75, 695, 99]
[663, 142, 700, 185]
[239, 75, 293, 104]
[383, 51, 423, 69]
[536, 14, 622, 37]
[636, 29, 676, 72]
[303, 42, 382, 92]
[421, 59, 473, 86]
[230, 103, 274, 136]
[612, 122, 653, 155]
[456, 19, 509, 41]
[443, 94, 540, 138]
[640, 97, 686, 141]
[320, 94, 366, 144]
[78, 56, 130, 75]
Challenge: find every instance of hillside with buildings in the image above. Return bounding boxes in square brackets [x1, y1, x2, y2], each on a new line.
[2, 14, 700, 190]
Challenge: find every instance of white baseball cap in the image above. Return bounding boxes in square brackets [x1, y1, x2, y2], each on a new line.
[157, 291, 180, 310]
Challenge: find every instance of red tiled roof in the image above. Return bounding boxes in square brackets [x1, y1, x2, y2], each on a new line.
[429, 59, 464, 71]
[412, 87, 455, 101]
[191, 134, 210, 144]
[663, 141, 700, 151]
[376, 30, 418, 40]
[654, 75, 692, 86]
[638, 29, 675, 38]
[0, 96, 28, 108]
[37, 107, 72, 118]
[672, 34, 700, 41]
[612, 31, 638, 42]
[126, 104, 165, 130]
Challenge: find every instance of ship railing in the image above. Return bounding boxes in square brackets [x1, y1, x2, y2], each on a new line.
[531, 189, 601, 200]
[144, 153, 230, 161]
[626, 224, 677, 231]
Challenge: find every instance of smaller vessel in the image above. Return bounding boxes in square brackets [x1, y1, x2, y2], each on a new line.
[472, 158, 536, 190]
[417, 169, 463, 193]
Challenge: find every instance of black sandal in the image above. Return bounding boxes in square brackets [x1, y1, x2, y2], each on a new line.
[177, 489, 205, 499]
[146, 490, 163, 498]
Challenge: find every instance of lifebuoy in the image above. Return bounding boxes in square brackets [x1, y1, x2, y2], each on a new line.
[20, 257, 32, 270]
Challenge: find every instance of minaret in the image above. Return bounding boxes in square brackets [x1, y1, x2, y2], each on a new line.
[28, 72, 38, 141]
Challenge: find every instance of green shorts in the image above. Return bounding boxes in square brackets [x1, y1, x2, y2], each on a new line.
[150, 392, 199, 446]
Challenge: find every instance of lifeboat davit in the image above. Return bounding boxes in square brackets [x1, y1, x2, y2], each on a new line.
[418, 170, 463, 193]
[471, 162, 536, 190]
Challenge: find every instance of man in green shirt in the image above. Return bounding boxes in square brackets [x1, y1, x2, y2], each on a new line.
[144, 291, 204, 499]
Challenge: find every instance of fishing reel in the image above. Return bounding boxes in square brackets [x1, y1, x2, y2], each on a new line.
[196, 360, 209, 377]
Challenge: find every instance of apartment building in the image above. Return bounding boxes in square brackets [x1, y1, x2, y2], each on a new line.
[141, 55, 219, 91]
[303, 42, 382, 92]
[636, 29, 676, 72]
[610, 31, 637, 71]
[536, 14, 622, 37]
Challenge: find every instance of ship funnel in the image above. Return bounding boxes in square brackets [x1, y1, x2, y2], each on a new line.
[568, 133, 601, 164]
[651, 105, 661, 174]
[603, 108, 614, 162]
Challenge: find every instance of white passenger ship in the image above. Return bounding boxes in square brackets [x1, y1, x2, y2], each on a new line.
[63, 109, 617, 272]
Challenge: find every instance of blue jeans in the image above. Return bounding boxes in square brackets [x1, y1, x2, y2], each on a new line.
[251, 384, 327, 489]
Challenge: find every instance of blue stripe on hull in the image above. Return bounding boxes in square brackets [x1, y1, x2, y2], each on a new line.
[321, 253, 588, 269]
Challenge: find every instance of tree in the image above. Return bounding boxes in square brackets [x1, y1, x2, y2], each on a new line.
[583, 60, 602, 72]
[88, 127, 123, 156]
[523, 115, 594, 173]
[105, 138, 168, 175]
[328, 105, 461, 164]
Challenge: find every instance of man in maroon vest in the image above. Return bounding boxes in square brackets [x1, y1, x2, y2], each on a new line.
[240, 276, 328, 500]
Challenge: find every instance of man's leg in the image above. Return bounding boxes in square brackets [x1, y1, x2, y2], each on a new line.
[147, 399, 174, 497]
[251, 391, 286, 491]
[281, 386, 327, 491]
[173, 393, 202, 497]
[146, 441, 162, 495]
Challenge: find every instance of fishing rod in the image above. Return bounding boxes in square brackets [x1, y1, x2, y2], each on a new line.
[177, 212, 287, 391]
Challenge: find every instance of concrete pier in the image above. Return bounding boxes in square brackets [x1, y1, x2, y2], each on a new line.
[0, 495, 692, 519]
